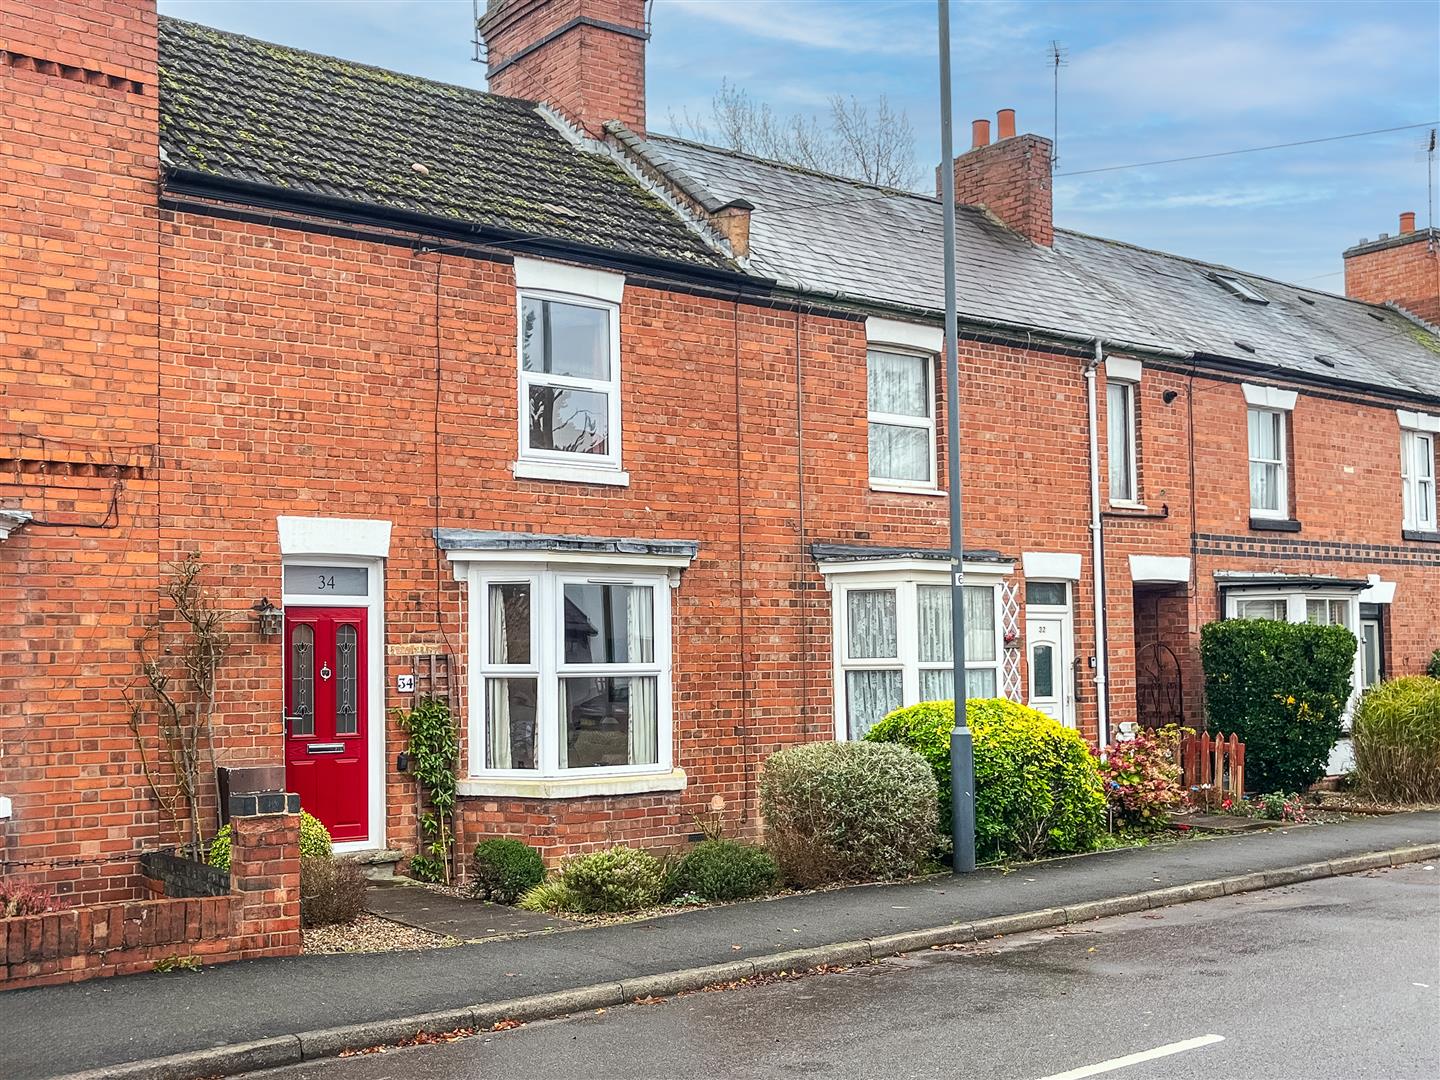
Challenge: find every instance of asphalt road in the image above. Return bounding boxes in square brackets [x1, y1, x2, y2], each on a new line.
[257, 863, 1440, 1080]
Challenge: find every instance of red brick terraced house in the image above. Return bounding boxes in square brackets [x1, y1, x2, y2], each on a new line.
[2, 0, 1437, 895]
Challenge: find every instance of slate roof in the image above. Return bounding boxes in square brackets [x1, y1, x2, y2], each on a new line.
[645, 134, 1440, 402]
[156, 18, 730, 271]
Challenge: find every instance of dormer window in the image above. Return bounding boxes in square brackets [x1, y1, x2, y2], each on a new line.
[1211, 273, 1269, 304]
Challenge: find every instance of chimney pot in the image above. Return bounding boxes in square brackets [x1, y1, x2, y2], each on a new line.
[1379, 232, 1390, 240]
[996, 108, 1016, 140]
[971, 119, 991, 149]
[1399, 211, 1416, 234]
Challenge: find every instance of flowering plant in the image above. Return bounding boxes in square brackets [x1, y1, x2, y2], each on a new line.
[1254, 792, 1308, 823]
[1097, 725, 1187, 829]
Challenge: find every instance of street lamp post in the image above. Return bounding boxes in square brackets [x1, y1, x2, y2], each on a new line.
[936, 0, 976, 874]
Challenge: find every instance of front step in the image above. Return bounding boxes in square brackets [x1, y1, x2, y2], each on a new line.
[340, 848, 405, 881]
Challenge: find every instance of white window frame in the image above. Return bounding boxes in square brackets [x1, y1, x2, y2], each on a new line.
[1246, 406, 1289, 519]
[511, 258, 628, 486]
[1224, 588, 1357, 630]
[820, 559, 1011, 740]
[1106, 376, 1139, 505]
[866, 346, 939, 493]
[1401, 428, 1437, 532]
[465, 563, 673, 780]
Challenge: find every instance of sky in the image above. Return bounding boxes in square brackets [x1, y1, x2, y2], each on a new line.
[157, 0, 1440, 289]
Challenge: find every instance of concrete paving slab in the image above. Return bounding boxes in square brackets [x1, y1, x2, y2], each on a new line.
[364, 881, 573, 939]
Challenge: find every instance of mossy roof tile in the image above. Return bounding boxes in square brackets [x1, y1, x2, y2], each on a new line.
[157, 17, 728, 270]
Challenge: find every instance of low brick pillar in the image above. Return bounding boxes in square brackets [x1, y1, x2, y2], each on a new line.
[227, 792, 303, 958]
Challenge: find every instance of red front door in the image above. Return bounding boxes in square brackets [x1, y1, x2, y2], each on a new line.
[284, 607, 368, 843]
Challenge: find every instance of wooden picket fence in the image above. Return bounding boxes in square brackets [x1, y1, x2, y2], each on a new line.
[1180, 731, 1245, 806]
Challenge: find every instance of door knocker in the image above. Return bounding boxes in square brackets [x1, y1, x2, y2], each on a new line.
[320, 661, 333, 682]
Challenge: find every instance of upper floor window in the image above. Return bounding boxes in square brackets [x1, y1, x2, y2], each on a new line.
[867, 348, 936, 490]
[1106, 379, 1137, 503]
[1401, 427, 1437, 533]
[1247, 407, 1288, 518]
[512, 258, 627, 486]
[1242, 383, 1297, 521]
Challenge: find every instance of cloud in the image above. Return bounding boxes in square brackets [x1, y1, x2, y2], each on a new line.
[1069, 4, 1420, 118]
[663, 0, 1032, 59]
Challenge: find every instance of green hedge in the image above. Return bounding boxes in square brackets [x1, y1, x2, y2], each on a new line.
[667, 839, 779, 902]
[1201, 619, 1355, 792]
[1352, 677, 1440, 803]
[471, 838, 546, 904]
[759, 741, 938, 887]
[866, 699, 1105, 859]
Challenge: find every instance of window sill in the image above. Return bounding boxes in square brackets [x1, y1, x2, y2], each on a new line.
[1249, 516, 1301, 532]
[1108, 500, 1148, 512]
[456, 768, 686, 800]
[869, 482, 946, 498]
[1402, 529, 1440, 543]
[512, 460, 630, 487]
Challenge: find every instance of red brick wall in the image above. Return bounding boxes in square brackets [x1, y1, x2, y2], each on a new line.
[479, 0, 647, 135]
[4, 1, 1438, 881]
[940, 133, 1054, 247]
[1344, 231, 1440, 323]
[1, 809, 300, 990]
[0, 0, 163, 904]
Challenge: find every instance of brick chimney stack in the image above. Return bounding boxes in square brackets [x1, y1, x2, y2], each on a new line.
[1343, 211, 1440, 323]
[477, 0, 648, 137]
[938, 108, 1053, 247]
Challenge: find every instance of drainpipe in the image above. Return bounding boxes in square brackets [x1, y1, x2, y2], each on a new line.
[1084, 341, 1111, 751]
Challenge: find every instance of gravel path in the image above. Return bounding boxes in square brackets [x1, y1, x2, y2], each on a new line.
[304, 913, 459, 955]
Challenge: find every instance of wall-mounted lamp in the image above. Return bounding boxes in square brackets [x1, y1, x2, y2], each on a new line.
[1162, 389, 1180, 405]
[252, 598, 283, 637]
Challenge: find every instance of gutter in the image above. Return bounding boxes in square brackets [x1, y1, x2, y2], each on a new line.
[1084, 341, 1111, 750]
[160, 168, 774, 295]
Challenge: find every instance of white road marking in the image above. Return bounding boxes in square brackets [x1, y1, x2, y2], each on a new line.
[1035, 1034, 1226, 1080]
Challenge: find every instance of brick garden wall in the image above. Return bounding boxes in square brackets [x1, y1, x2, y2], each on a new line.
[1, 808, 300, 990]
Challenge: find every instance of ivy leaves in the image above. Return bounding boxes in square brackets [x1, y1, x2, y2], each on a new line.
[396, 698, 459, 883]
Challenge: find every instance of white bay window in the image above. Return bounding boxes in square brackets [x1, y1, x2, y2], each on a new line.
[444, 530, 695, 795]
[477, 571, 667, 775]
[823, 559, 1010, 740]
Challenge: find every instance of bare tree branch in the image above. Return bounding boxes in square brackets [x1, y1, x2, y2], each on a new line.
[667, 80, 921, 190]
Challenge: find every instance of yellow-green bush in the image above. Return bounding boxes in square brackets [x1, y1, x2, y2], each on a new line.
[208, 811, 332, 872]
[1352, 676, 1440, 803]
[866, 699, 1105, 859]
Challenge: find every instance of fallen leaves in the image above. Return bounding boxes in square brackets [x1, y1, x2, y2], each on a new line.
[338, 1025, 483, 1057]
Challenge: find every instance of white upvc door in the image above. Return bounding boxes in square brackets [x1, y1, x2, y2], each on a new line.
[1025, 611, 1075, 727]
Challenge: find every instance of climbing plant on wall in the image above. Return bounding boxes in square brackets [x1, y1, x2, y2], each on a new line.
[395, 697, 459, 883]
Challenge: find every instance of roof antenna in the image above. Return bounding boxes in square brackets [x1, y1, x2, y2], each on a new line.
[1428, 127, 1437, 234]
[472, 0, 486, 65]
[1048, 41, 1068, 173]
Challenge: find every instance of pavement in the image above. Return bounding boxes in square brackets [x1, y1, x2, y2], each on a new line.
[363, 881, 573, 939]
[2, 811, 1436, 1079]
[256, 863, 1440, 1080]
